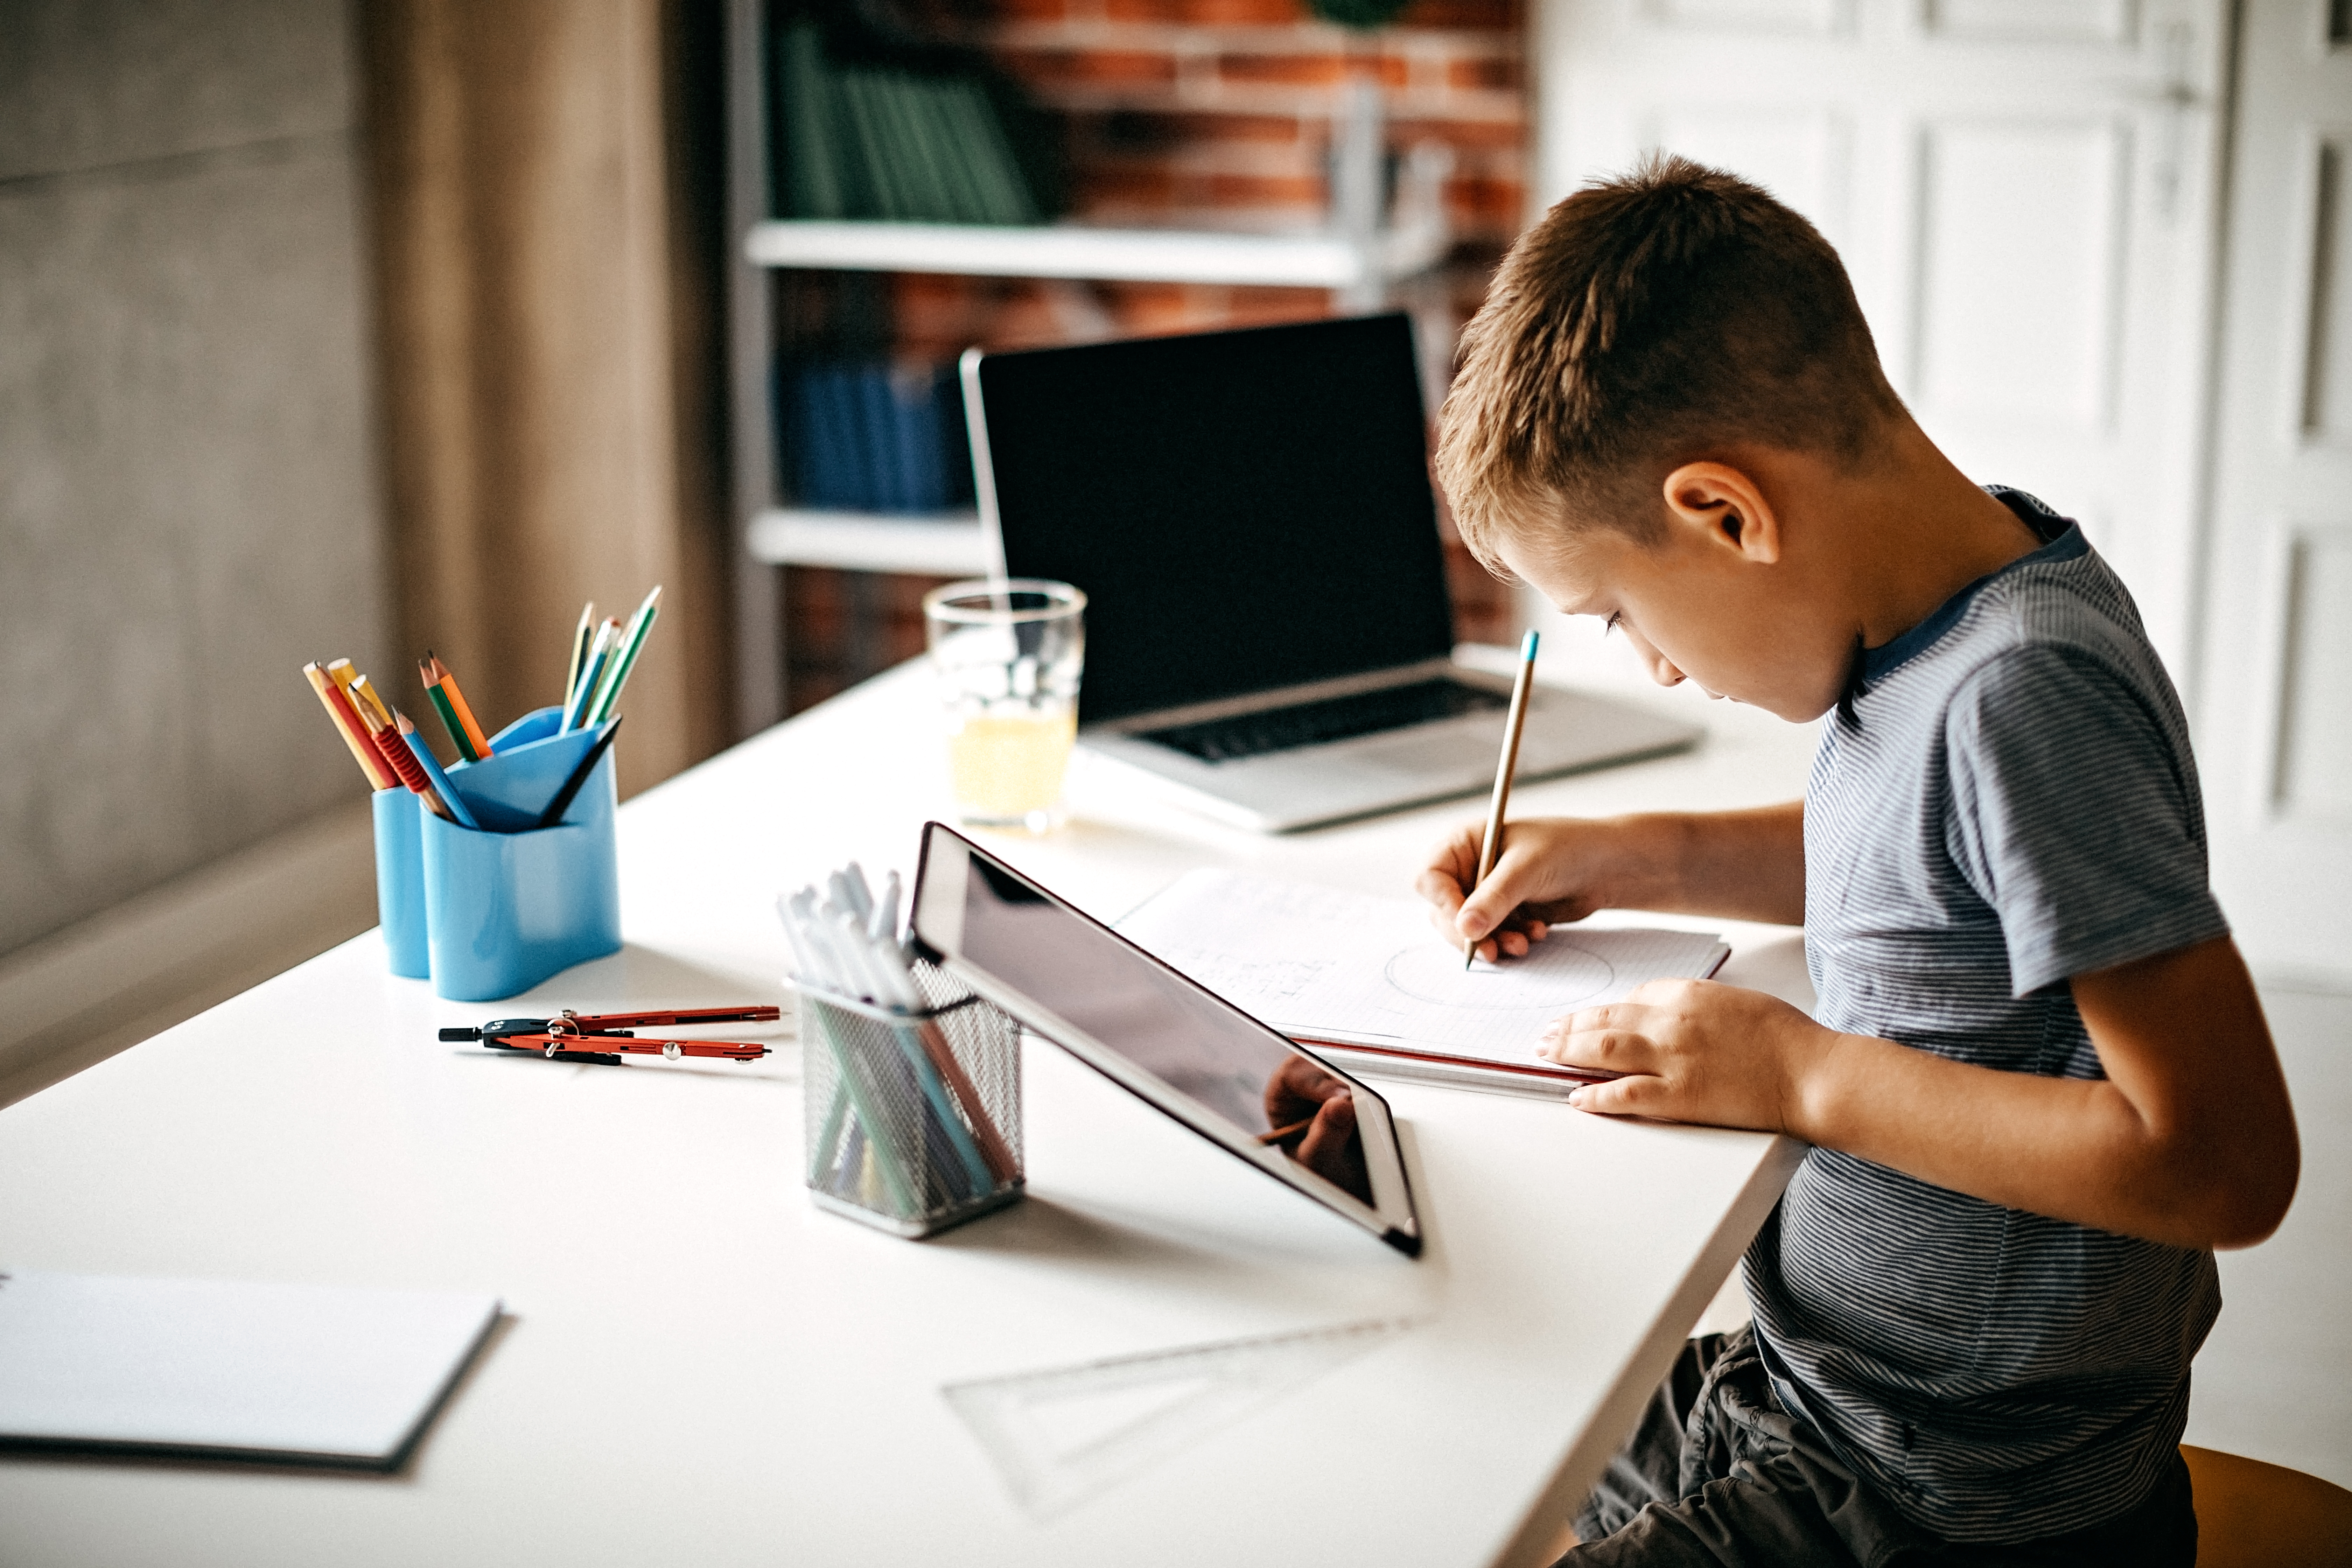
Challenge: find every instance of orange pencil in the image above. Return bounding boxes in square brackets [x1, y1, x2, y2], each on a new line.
[421, 653, 493, 760]
[303, 662, 397, 790]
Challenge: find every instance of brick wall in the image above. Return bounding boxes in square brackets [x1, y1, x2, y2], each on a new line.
[783, 0, 1526, 711]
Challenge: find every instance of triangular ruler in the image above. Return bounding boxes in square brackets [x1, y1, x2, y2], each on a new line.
[943, 1317, 1419, 1519]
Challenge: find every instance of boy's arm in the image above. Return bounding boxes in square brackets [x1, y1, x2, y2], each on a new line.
[1419, 801, 1807, 960]
[1545, 933, 2299, 1250]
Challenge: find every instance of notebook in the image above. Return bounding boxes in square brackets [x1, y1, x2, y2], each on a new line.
[1117, 869, 1729, 1100]
[0, 1269, 501, 1469]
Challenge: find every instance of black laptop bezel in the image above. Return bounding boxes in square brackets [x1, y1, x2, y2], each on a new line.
[962, 312, 1458, 729]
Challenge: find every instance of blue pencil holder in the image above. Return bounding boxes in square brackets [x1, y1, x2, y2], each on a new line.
[420, 706, 622, 1003]
[372, 788, 430, 979]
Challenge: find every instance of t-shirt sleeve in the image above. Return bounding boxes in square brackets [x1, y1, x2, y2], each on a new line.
[1943, 646, 2230, 996]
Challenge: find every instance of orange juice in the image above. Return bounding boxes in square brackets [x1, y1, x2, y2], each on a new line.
[946, 707, 1077, 828]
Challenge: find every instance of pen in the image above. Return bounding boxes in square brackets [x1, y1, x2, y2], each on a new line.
[1464, 629, 1540, 969]
[534, 718, 622, 828]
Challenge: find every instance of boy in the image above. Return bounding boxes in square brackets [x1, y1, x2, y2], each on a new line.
[1421, 157, 2300, 1564]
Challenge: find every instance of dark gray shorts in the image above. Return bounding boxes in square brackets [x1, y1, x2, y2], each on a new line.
[1559, 1328, 2196, 1567]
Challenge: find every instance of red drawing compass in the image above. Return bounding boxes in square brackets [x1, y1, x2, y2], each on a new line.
[438, 1005, 780, 1063]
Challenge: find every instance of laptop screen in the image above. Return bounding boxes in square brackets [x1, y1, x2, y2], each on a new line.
[971, 314, 1457, 726]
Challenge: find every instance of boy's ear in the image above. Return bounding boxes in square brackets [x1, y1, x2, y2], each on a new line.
[1661, 462, 1781, 564]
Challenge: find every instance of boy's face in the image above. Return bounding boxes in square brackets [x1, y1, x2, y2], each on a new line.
[1496, 496, 1853, 723]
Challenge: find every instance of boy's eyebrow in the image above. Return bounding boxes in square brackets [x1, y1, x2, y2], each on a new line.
[1555, 588, 1607, 617]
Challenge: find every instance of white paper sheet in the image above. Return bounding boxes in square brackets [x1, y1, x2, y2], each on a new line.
[0, 1269, 500, 1468]
[1117, 869, 1728, 1072]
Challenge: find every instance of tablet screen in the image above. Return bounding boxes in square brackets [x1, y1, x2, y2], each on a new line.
[954, 853, 1376, 1205]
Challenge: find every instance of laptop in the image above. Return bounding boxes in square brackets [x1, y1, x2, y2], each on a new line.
[960, 313, 1700, 833]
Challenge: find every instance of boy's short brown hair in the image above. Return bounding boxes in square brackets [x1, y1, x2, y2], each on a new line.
[1435, 155, 1904, 573]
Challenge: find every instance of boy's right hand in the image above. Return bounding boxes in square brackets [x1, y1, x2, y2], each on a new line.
[1415, 816, 1634, 962]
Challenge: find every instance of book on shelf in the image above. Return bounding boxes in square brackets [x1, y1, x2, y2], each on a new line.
[782, 360, 973, 516]
[772, 17, 1052, 227]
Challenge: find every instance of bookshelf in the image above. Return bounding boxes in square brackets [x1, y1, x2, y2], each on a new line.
[743, 217, 1451, 290]
[747, 506, 991, 577]
[724, 1, 1452, 730]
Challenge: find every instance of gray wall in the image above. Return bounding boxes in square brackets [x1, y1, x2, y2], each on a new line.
[0, 0, 389, 956]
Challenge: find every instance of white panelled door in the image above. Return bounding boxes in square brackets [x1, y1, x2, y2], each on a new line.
[2195, 3, 2352, 978]
[1523, 1, 2352, 967]
[1531, 0, 2230, 672]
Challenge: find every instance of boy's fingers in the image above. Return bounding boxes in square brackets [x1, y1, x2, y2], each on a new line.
[1455, 875, 1526, 943]
[1415, 868, 1465, 919]
[1541, 1024, 1653, 1074]
[1547, 1002, 1637, 1040]
[1568, 1076, 1656, 1116]
[1457, 837, 1572, 940]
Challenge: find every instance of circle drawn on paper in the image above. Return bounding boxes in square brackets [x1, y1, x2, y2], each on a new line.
[1383, 942, 1616, 1011]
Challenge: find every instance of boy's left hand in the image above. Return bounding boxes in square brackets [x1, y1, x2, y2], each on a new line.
[1540, 979, 1837, 1133]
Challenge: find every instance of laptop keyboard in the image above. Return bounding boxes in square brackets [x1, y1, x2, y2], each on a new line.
[1139, 678, 1508, 764]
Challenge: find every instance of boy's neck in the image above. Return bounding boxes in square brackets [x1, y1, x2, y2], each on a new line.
[1830, 421, 2046, 651]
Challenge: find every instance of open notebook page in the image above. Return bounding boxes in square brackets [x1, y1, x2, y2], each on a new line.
[1117, 869, 1728, 1072]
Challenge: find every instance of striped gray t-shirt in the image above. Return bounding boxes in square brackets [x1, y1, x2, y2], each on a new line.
[1745, 488, 2228, 1542]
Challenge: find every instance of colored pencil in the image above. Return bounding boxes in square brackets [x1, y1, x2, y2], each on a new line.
[563, 601, 596, 710]
[1464, 629, 1541, 969]
[342, 670, 395, 734]
[584, 585, 662, 726]
[562, 618, 619, 732]
[303, 662, 397, 790]
[326, 659, 382, 730]
[366, 708, 455, 821]
[420, 660, 476, 762]
[396, 713, 481, 829]
[420, 653, 492, 761]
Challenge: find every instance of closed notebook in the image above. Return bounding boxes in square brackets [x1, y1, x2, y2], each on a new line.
[1117, 869, 1729, 1100]
[0, 1270, 499, 1470]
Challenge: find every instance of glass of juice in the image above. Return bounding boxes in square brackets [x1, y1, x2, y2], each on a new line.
[922, 579, 1087, 833]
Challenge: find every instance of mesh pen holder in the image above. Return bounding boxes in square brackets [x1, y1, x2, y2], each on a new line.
[793, 958, 1024, 1239]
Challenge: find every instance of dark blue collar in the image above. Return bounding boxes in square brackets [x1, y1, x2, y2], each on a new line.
[1859, 490, 2086, 686]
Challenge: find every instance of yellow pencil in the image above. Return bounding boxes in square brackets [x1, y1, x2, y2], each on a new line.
[344, 671, 395, 734]
[303, 662, 397, 790]
[1464, 630, 1541, 968]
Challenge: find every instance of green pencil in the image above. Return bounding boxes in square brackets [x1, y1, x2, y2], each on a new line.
[586, 585, 662, 726]
[423, 675, 476, 763]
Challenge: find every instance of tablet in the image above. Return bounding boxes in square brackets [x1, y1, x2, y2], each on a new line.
[908, 823, 1422, 1256]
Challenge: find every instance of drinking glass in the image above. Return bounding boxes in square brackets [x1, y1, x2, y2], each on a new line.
[922, 579, 1086, 833]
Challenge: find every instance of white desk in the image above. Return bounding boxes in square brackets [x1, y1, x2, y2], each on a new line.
[0, 651, 1817, 1568]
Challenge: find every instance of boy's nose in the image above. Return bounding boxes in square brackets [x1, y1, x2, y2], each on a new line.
[1619, 624, 1686, 687]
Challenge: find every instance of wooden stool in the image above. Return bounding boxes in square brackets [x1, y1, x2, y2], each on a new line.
[2184, 1445, 2352, 1567]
